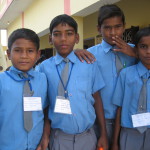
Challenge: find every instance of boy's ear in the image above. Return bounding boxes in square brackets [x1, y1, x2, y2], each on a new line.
[49, 34, 53, 45]
[75, 33, 79, 44]
[97, 25, 102, 35]
[7, 49, 11, 60]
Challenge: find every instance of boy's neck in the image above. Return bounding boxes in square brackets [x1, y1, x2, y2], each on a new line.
[58, 51, 73, 58]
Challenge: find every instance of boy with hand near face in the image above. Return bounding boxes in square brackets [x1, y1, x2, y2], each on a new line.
[0, 28, 49, 150]
[75, 4, 137, 149]
[39, 14, 108, 150]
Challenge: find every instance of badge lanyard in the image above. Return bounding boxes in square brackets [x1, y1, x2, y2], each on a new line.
[56, 63, 74, 98]
[5, 71, 33, 91]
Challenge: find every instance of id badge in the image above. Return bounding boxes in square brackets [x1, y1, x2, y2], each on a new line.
[23, 97, 42, 111]
[54, 96, 72, 114]
[131, 112, 150, 127]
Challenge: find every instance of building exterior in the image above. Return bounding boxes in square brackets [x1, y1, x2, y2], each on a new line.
[0, 0, 150, 70]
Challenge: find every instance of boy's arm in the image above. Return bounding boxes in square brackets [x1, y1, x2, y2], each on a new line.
[112, 36, 137, 58]
[93, 91, 108, 150]
[36, 107, 50, 150]
[111, 107, 121, 150]
[74, 49, 96, 63]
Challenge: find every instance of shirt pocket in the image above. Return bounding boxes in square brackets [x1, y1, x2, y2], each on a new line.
[76, 76, 89, 94]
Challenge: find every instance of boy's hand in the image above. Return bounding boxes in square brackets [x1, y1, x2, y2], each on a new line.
[74, 49, 96, 63]
[36, 135, 49, 150]
[96, 135, 108, 150]
[112, 36, 137, 58]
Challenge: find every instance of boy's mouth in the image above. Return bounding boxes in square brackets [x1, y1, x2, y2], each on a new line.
[19, 62, 29, 64]
[60, 45, 68, 49]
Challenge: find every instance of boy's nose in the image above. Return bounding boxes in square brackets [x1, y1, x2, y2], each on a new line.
[21, 51, 28, 57]
[61, 34, 67, 41]
[110, 28, 116, 36]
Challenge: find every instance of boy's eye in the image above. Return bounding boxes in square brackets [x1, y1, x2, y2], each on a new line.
[115, 24, 123, 28]
[67, 32, 74, 36]
[104, 26, 111, 30]
[28, 49, 34, 53]
[14, 49, 21, 52]
[53, 32, 61, 37]
[139, 44, 147, 49]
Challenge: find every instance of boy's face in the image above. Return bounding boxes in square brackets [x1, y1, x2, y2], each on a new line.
[98, 16, 125, 45]
[7, 38, 40, 72]
[50, 23, 79, 58]
[137, 36, 150, 69]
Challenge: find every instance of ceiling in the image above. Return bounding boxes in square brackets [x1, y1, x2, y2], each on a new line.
[0, 0, 120, 35]
[0, 0, 35, 29]
[73, 0, 120, 17]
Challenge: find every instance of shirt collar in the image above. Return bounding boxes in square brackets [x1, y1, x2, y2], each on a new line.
[101, 39, 114, 53]
[137, 61, 150, 78]
[55, 51, 77, 65]
[9, 66, 34, 78]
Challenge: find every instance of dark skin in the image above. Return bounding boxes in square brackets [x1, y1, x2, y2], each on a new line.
[74, 36, 137, 63]
[37, 23, 108, 150]
[93, 92, 108, 150]
[111, 107, 121, 150]
[75, 17, 137, 63]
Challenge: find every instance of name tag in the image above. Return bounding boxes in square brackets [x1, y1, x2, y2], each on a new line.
[24, 97, 42, 111]
[132, 112, 150, 127]
[54, 96, 72, 114]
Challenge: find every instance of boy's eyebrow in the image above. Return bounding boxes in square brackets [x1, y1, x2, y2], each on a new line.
[104, 23, 123, 26]
[53, 29, 75, 33]
[13, 46, 36, 49]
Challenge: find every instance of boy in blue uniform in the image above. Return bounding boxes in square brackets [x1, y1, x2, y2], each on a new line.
[75, 4, 137, 149]
[112, 27, 150, 150]
[0, 28, 49, 150]
[39, 14, 108, 150]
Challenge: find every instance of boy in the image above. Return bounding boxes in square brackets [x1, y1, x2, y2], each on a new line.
[112, 27, 150, 150]
[75, 4, 137, 149]
[39, 14, 108, 150]
[0, 28, 49, 150]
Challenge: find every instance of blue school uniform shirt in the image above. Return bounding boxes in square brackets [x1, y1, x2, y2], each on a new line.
[39, 51, 105, 134]
[112, 62, 150, 128]
[88, 40, 136, 119]
[0, 66, 48, 150]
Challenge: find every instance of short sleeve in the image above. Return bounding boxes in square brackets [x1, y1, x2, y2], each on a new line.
[92, 62, 105, 94]
[35, 63, 43, 72]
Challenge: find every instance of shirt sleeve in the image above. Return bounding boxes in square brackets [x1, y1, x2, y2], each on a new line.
[92, 61, 105, 94]
[112, 69, 126, 107]
[35, 63, 43, 72]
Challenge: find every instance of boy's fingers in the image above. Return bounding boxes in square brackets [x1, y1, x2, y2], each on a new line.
[36, 145, 42, 150]
[85, 52, 96, 62]
[78, 55, 84, 63]
[80, 54, 90, 63]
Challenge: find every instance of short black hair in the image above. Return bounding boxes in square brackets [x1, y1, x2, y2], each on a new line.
[8, 28, 40, 50]
[133, 27, 150, 47]
[49, 14, 78, 34]
[98, 4, 125, 27]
